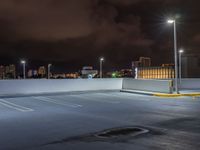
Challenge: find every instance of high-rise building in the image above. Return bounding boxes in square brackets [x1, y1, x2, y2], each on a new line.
[132, 57, 151, 68]
[139, 57, 151, 67]
[132, 57, 151, 78]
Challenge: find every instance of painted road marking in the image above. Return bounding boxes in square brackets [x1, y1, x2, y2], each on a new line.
[33, 96, 82, 108]
[69, 95, 120, 104]
[0, 99, 34, 112]
[97, 93, 151, 101]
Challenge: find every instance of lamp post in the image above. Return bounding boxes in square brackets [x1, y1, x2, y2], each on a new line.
[48, 64, 52, 79]
[179, 49, 184, 84]
[21, 60, 26, 79]
[167, 19, 179, 94]
[100, 57, 104, 78]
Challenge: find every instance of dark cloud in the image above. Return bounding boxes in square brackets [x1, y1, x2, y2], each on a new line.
[0, 0, 152, 49]
[0, 0, 96, 40]
[106, 0, 180, 5]
[193, 34, 200, 43]
[0, 0, 199, 70]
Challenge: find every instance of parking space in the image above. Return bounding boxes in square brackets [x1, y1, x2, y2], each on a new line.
[0, 91, 200, 150]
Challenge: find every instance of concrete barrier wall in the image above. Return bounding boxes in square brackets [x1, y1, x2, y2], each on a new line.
[0, 79, 123, 95]
[122, 78, 173, 93]
[180, 78, 200, 89]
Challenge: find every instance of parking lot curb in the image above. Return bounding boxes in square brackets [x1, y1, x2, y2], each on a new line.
[120, 90, 154, 96]
[121, 90, 200, 98]
[153, 93, 200, 97]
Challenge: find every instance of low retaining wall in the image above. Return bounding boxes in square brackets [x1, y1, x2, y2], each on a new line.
[180, 78, 200, 89]
[0, 78, 179, 96]
[0, 79, 123, 95]
[122, 78, 173, 93]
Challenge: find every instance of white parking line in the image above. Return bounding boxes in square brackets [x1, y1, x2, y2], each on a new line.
[33, 96, 82, 108]
[70, 95, 120, 104]
[0, 99, 34, 112]
[97, 93, 151, 101]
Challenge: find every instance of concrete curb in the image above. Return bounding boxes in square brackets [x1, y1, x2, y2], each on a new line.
[153, 93, 181, 97]
[121, 89, 200, 98]
[153, 93, 200, 97]
[120, 90, 154, 96]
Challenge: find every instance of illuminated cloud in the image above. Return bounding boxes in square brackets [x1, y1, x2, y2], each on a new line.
[0, 0, 198, 66]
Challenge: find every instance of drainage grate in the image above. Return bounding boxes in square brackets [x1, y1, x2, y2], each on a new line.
[96, 127, 149, 138]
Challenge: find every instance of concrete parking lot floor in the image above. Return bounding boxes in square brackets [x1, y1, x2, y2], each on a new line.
[0, 91, 200, 150]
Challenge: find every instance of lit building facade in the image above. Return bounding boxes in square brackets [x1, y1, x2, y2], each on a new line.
[38, 66, 46, 78]
[132, 57, 175, 79]
[66, 73, 79, 78]
[136, 66, 175, 79]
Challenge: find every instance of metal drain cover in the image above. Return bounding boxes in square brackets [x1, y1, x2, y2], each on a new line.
[95, 127, 149, 138]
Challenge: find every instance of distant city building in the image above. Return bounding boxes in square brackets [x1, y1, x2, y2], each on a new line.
[28, 70, 33, 78]
[81, 66, 98, 78]
[52, 73, 66, 79]
[106, 69, 132, 78]
[51, 72, 79, 79]
[136, 66, 175, 79]
[38, 66, 46, 78]
[120, 69, 132, 77]
[182, 53, 200, 78]
[66, 72, 79, 79]
[132, 57, 151, 78]
[161, 64, 174, 67]
[139, 57, 151, 67]
[0, 65, 5, 79]
[0, 64, 16, 79]
[28, 69, 39, 78]
[132, 57, 174, 79]
[106, 71, 121, 78]
[33, 70, 38, 76]
[132, 57, 151, 68]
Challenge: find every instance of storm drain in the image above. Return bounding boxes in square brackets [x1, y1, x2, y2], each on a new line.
[44, 126, 150, 146]
[95, 127, 149, 138]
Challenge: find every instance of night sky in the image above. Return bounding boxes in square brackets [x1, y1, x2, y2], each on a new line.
[0, 0, 200, 72]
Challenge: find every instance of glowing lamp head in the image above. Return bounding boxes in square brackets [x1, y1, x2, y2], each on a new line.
[21, 60, 26, 64]
[100, 57, 104, 61]
[167, 19, 175, 24]
[179, 49, 184, 53]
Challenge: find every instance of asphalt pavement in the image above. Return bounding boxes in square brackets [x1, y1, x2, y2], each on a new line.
[0, 91, 200, 150]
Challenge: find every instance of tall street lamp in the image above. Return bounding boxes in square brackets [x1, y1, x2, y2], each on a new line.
[21, 60, 26, 79]
[179, 49, 184, 84]
[100, 57, 104, 78]
[167, 19, 179, 94]
[48, 64, 52, 79]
